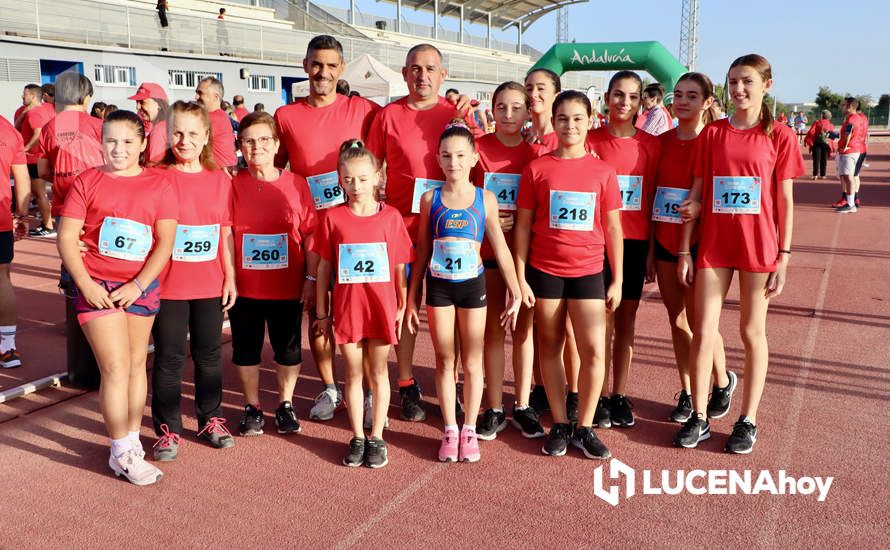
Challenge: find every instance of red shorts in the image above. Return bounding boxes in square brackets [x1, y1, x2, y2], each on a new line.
[75, 278, 161, 325]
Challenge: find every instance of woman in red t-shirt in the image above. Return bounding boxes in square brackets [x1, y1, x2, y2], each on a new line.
[514, 91, 623, 459]
[652, 73, 730, 425]
[312, 140, 413, 468]
[57, 110, 177, 486]
[150, 101, 237, 460]
[674, 54, 805, 454]
[229, 112, 317, 438]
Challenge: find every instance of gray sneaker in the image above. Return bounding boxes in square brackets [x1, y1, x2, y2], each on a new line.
[152, 425, 181, 461]
[309, 388, 343, 421]
[197, 417, 235, 449]
[363, 392, 390, 430]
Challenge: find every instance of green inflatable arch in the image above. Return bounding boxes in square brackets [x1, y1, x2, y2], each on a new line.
[530, 41, 688, 98]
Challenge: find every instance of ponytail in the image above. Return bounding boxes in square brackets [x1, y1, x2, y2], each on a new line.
[760, 101, 774, 138]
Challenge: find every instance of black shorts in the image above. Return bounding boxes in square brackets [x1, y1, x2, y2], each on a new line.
[228, 297, 302, 366]
[426, 272, 487, 308]
[653, 239, 699, 264]
[482, 259, 499, 270]
[526, 264, 605, 300]
[0, 231, 13, 264]
[27, 164, 38, 179]
[854, 153, 866, 176]
[603, 238, 648, 301]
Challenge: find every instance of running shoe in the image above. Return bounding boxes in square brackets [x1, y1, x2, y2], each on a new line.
[835, 203, 857, 214]
[109, 449, 163, 486]
[152, 424, 181, 461]
[610, 394, 635, 427]
[855, 193, 861, 207]
[28, 225, 56, 238]
[309, 388, 343, 421]
[275, 401, 301, 434]
[399, 381, 427, 422]
[670, 390, 693, 423]
[0, 349, 22, 369]
[831, 194, 847, 208]
[725, 416, 758, 454]
[438, 428, 459, 462]
[197, 417, 235, 449]
[238, 404, 265, 436]
[476, 408, 507, 441]
[528, 385, 550, 414]
[674, 414, 711, 448]
[363, 392, 389, 430]
[542, 423, 571, 457]
[707, 370, 738, 419]
[594, 396, 612, 429]
[343, 437, 366, 467]
[570, 426, 611, 460]
[566, 391, 579, 425]
[511, 406, 545, 438]
[459, 427, 481, 462]
[364, 437, 388, 468]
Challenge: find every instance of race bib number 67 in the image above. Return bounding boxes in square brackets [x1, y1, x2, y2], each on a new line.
[98, 217, 153, 261]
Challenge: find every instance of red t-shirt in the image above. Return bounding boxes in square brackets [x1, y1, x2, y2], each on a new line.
[473, 133, 537, 260]
[517, 153, 621, 278]
[653, 129, 699, 256]
[529, 132, 559, 157]
[231, 169, 317, 300]
[312, 204, 414, 344]
[21, 103, 54, 164]
[841, 112, 868, 154]
[61, 167, 178, 282]
[586, 126, 660, 241]
[159, 168, 233, 300]
[0, 116, 27, 232]
[13, 105, 25, 128]
[145, 120, 168, 165]
[35, 110, 105, 216]
[208, 109, 236, 168]
[365, 96, 462, 241]
[693, 119, 805, 272]
[234, 106, 250, 122]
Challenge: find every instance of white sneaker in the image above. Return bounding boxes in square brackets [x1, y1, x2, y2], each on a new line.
[108, 449, 163, 486]
[363, 392, 389, 430]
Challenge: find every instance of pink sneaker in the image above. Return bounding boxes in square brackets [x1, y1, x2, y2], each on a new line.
[459, 428, 481, 463]
[438, 429, 459, 462]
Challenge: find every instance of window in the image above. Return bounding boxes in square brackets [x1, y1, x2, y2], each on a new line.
[168, 70, 223, 90]
[93, 65, 136, 87]
[248, 74, 275, 93]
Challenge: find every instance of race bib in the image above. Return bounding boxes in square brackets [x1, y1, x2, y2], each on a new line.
[411, 178, 445, 214]
[617, 175, 643, 211]
[712, 176, 761, 214]
[98, 217, 153, 261]
[242, 233, 288, 270]
[338, 242, 390, 284]
[173, 224, 220, 262]
[549, 190, 595, 231]
[484, 173, 520, 211]
[306, 171, 345, 210]
[429, 239, 479, 280]
[651, 187, 689, 224]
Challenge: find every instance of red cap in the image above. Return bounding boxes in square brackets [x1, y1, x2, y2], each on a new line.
[128, 82, 168, 101]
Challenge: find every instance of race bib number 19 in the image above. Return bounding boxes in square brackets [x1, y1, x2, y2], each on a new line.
[651, 187, 689, 224]
[484, 173, 520, 211]
[307, 171, 345, 210]
[549, 190, 595, 231]
[617, 175, 643, 211]
[98, 217, 153, 261]
[712, 176, 761, 214]
[242, 233, 288, 270]
[338, 242, 390, 284]
[411, 178, 445, 214]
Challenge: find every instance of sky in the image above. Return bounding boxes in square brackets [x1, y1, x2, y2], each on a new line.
[324, 0, 890, 103]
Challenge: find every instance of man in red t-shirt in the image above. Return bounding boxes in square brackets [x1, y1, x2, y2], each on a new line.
[195, 76, 236, 172]
[273, 35, 381, 421]
[22, 84, 56, 237]
[232, 95, 250, 122]
[14, 84, 42, 131]
[835, 97, 869, 212]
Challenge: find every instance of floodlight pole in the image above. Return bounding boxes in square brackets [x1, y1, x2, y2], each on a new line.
[397, 0, 402, 32]
[433, 0, 439, 40]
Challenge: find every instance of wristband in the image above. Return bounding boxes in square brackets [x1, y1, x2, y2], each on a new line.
[132, 278, 146, 296]
[305, 274, 317, 282]
[778, 249, 791, 255]
[315, 314, 329, 321]
[677, 251, 691, 256]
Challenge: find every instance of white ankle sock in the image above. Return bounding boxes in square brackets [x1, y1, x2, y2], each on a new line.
[0, 325, 16, 353]
[846, 193, 855, 206]
[462, 424, 476, 433]
[111, 436, 133, 458]
[128, 431, 142, 450]
[444, 424, 458, 433]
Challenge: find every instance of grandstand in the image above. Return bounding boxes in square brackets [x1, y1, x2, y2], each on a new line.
[0, 0, 601, 118]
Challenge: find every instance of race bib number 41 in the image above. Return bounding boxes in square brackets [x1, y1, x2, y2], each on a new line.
[712, 176, 761, 214]
[307, 171, 345, 210]
[242, 233, 288, 270]
[484, 173, 520, 211]
[617, 175, 643, 211]
[338, 242, 390, 284]
[98, 217, 153, 261]
[173, 224, 220, 262]
[549, 190, 595, 231]
[652, 187, 689, 224]
[411, 178, 445, 214]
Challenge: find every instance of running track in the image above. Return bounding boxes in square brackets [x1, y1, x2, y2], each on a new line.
[1, 143, 888, 547]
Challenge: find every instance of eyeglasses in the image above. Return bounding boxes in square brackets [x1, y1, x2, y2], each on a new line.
[241, 136, 275, 148]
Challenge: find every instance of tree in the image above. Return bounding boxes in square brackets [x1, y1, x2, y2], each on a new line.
[814, 86, 843, 112]
[856, 94, 873, 109]
[878, 94, 890, 108]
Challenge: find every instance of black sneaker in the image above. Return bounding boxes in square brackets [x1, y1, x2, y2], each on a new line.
[364, 437, 389, 468]
[28, 225, 56, 238]
[541, 423, 571, 456]
[476, 408, 507, 441]
[594, 396, 612, 429]
[455, 381, 465, 418]
[511, 406, 545, 438]
[399, 381, 427, 422]
[566, 391, 579, 425]
[238, 404, 264, 436]
[610, 394, 635, 427]
[725, 416, 758, 454]
[673, 414, 710, 448]
[529, 384, 550, 414]
[670, 390, 693, 423]
[707, 370, 737, 419]
[343, 437, 366, 467]
[571, 426, 611, 460]
[275, 401, 302, 434]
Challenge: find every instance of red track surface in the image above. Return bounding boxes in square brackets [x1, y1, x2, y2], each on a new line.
[1, 144, 888, 547]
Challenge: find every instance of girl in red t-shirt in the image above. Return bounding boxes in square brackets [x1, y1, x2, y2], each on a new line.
[514, 91, 624, 459]
[674, 54, 805, 454]
[651, 73, 730, 425]
[150, 101, 237, 460]
[57, 110, 177, 486]
[406, 122, 521, 463]
[313, 140, 413, 468]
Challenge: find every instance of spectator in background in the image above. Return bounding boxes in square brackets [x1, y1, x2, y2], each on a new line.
[157, 0, 170, 51]
[805, 110, 834, 180]
[22, 84, 56, 238]
[221, 101, 240, 132]
[253, 103, 265, 113]
[104, 104, 118, 116]
[14, 84, 42, 131]
[129, 82, 170, 164]
[348, 91, 361, 98]
[336, 79, 350, 95]
[776, 111, 788, 125]
[217, 8, 230, 56]
[639, 83, 671, 135]
[195, 76, 236, 171]
[232, 95, 249, 121]
[445, 88, 460, 103]
[90, 102, 107, 119]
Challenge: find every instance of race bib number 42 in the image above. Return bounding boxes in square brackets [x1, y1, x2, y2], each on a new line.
[712, 176, 761, 214]
[173, 223, 220, 262]
[549, 190, 595, 231]
[429, 239, 479, 280]
[652, 187, 689, 224]
[617, 175, 643, 211]
[484, 173, 520, 211]
[242, 233, 288, 270]
[338, 242, 390, 284]
[307, 171, 345, 210]
[98, 217, 153, 261]
[411, 178, 445, 214]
